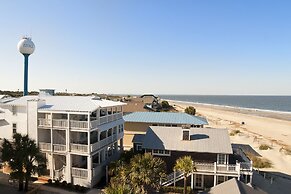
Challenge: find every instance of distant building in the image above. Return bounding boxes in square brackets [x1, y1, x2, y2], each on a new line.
[140, 126, 253, 190]
[140, 94, 159, 104]
[123, 112, 208, 150]
[0, 95, 125, 187]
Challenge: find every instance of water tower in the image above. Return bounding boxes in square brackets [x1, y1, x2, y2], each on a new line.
[17, 37, 35, 96]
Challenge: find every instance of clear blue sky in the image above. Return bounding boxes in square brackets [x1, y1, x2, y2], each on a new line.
[1, 1, 291, 95]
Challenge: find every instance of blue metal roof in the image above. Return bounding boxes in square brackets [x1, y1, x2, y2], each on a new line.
[123, 112, 208, 125]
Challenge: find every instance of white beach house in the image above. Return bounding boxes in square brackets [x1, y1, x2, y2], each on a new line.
[0, 95, 125, 187]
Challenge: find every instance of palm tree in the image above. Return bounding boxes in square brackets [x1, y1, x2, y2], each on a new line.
[174, 156, 196, 194]
[21, 135, 47, 191]
[1, 133, 47, 191]
[129, 153, 166, 194]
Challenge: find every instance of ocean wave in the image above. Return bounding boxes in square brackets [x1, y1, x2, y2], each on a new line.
[163, 99, 291, 115]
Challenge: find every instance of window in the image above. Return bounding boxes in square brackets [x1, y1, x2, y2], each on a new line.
[12, 106, 17, 115]
[107, 108, 112, 115]
[182, 130, 190, 140]
[195, 174, 203, 188]
[136, 144, 142, 151]
[119, 124, 124, 132]
[12, 123, 17, 134]
[152, 149, 171, 156]
[100, 109, 107, 117]
[218, 154, 226, 164]
[217, 176, 226, 184]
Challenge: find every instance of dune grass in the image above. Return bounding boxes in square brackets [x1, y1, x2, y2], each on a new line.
[259, 144, 272, 150]
[246, 152, 272, 168]
[230, 129, 240, 136]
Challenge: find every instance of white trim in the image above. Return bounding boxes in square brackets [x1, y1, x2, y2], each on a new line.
[152, 149, 171, 156]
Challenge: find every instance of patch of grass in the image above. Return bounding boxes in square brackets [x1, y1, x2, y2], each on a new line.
[246, 152, 272, 168]
[259, 144, 272, 150]
[279, 146, 291, 155]
[230, 129, 240, 136]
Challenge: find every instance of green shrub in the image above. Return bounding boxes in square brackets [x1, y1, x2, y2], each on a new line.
[185, 106, 196, 115]
[259, 144, 272, 150]
[67, 183, 73, 190]
[280, 146, 291, 155]
[246, 153, 272, 168]
[161, 101, 171, 109]
[230, 130, 240, 136]
[74, 184, 81, 191]
[54, 179, 60, 186]
[61, 181, 67, 187]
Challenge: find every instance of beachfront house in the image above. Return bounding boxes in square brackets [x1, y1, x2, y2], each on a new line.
[0, 94, 125, 187]
[139, 126, 253, 190]
[123, 112, 208, 150]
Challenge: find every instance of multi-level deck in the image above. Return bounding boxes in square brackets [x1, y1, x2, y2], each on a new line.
[161, 147, 253, 189]
[37, 104, 125, 187]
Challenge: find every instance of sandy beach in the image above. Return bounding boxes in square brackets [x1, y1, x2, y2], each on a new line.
[167, 100, 291, 176]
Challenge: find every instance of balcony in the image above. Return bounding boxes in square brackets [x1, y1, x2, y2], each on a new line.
[72, 167, 88, 179]
[39, 142, 51, 151]
[70, 120, 88, 130]
[53, 119, 68, 128]
[70, 144, 88, 153]
[53, 144, 66, 152]
[38, 118, 51, 127]
[195, 161, 252, 175]
[99, 113, 123, 126]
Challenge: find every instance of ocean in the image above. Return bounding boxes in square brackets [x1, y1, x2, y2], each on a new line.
[160, 95, 291, 113]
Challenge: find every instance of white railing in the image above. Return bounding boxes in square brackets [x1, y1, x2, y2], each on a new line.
[196, 162, 216, 172]
[70, 120, 88, 129]
[91, 120, 99, 129]
[240, 162, 252, 171]
[115, 113, 122, 120]
[112, 134, 118, 141]
[99, 116, 107, 125]
[195, 162, 239, 173]
[38, 118, 51, 127]
[53, 119, 68, 128]
[161, 171, 184, 186]
[39, 142, 51, 151]
[53, 144, 66, 152]
[54, 166, 65, 180]
[71, 144, 88, 153]
[117, 132, 124, 140]
[72, 167, 88, 179]
[108, 115, 113, 122]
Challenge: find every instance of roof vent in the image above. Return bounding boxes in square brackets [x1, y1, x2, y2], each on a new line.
[92, 96, 101, 100]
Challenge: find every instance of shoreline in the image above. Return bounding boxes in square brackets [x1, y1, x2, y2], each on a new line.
[164, 99, 291, 122]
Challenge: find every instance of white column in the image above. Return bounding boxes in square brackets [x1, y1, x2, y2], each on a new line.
[66, 114, 70, 152]
[88, 113, 91, 154]
[87, 155, 92, 181]
[213, 162, 217, 186]
[191, 172, 194, 189]
[50, 113, 53, 151]
[66, 154, 71, 183]
[50, 153, 54, 179]
[174, 169, 176, 187]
